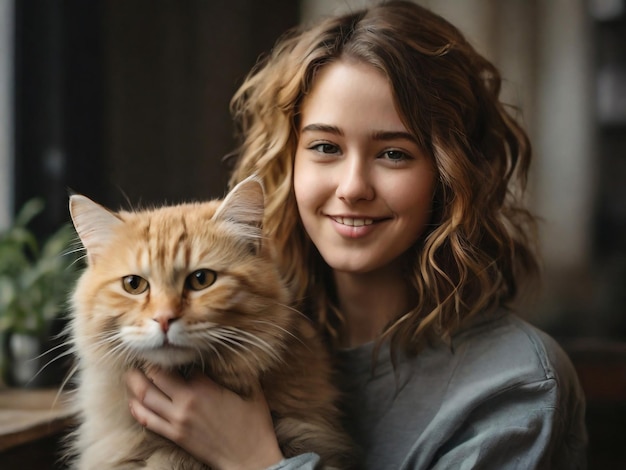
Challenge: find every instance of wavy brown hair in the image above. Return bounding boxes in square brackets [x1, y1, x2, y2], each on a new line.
[229, 0, 539, 354]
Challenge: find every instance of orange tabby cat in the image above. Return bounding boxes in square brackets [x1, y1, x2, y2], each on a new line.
[66, 176, 355, 469]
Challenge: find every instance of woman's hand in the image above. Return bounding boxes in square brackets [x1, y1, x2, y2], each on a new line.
[125, 368, 284, 470]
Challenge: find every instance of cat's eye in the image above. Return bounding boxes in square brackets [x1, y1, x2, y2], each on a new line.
[122, 275, 149, 295]
[185, 269, 216, 291]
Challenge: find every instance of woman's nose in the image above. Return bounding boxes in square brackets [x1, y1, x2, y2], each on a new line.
[335, 157, 374, 203]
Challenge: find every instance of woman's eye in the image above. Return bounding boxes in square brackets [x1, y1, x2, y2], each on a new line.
[310, 143, 339, 154]
[382, 150, 410, 161]
[185, 269, 217, 291]
[122, 275, 149, 295]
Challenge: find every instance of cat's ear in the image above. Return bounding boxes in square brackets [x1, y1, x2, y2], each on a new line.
[213, 176, 264, 251]
[69, 194, 123, 264]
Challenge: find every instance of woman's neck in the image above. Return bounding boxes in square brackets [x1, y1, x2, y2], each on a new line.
[333, 263, 414, 348]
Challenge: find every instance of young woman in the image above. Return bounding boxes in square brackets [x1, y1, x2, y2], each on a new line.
[126, 2, 587, 468]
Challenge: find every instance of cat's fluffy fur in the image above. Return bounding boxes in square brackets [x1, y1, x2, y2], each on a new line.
[66, 177, 355, 469]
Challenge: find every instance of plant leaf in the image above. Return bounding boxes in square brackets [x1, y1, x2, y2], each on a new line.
[13, 198, 45, 228]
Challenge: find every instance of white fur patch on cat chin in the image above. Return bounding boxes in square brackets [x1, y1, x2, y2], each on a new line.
[138, 348, 196, 368]
[121, 320, 196, 367]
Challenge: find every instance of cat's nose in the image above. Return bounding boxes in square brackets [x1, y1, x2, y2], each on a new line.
[152, 310, 179, 333]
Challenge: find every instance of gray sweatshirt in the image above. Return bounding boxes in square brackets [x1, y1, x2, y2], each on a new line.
[269, 312, 587, 469]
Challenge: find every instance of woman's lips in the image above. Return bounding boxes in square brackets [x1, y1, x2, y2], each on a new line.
[330, 216, 374, 227]
[328, 215, 385, 238]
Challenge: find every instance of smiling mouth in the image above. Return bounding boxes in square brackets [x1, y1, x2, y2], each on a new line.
[331, 216, 375, 227]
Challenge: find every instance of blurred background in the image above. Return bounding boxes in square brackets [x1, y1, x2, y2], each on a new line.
[0, 0, 624, 468]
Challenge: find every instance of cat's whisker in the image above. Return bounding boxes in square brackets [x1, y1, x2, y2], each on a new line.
[28, 341, 74, 362]
[116, 344, 138, 366]
[87, 339, 122, 359]
[77, 330, 122, 347]
[47, 346, 76, 365]
[221, 327, 285, 364]
[203, 329, 245, 352]
[218, 333, 281, 377]
[192, 345, 207, 372]
[64, 246, 86, 257]
[27, 347, 77, 388]
[194, 341, 228, 373]
[97, 330, 124, 345]
[249, 319, 309, 350]
[211, 327, 274, 360]
[56, 364, 80, 403]
[68, 254, 89, 269]
[202, 329, 260, 376]
[59, 362, 80, 391]
[123, 349, 142, 369]
[270, 301, 313, 323]
[94, 339, 130, 366]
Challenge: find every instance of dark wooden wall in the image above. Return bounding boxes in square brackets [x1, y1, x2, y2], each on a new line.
[14, 0, 299, 234]
[103, 1, 299, 207]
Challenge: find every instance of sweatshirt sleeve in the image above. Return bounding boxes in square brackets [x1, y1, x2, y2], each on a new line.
[429, 378, 587, 470]
[266, 453, 321, 470]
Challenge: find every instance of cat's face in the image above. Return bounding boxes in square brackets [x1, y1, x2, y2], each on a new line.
[70, 178, 291, 374]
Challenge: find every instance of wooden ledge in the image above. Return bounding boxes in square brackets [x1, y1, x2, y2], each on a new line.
[0, 388, 76, 452]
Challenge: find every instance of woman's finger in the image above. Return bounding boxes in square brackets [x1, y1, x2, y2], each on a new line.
[129, 398, 178, 441]
[126, 368, 170, 400]
[145, 367, 187, 399]
[126, 368, 175, 420]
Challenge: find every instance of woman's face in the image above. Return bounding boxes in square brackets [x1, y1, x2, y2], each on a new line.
[294, 60, 436, 275]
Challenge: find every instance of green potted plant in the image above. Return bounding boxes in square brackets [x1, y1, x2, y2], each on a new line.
[0, 198, 81, 388]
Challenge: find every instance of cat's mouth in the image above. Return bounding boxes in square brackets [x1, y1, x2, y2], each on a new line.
[158, 338, 190, 352]
[157, 331, 189, 349]
[137, 340, 196, 367]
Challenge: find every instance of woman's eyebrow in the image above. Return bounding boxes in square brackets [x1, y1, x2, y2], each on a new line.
[371, 130, 418, 143]
[300, 123, 343, 135]
[300, 125, 417, 144]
